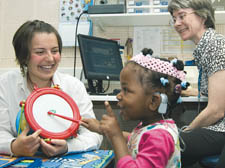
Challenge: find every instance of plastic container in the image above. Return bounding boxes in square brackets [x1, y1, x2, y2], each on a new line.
[128, 0, 150, 6]
[126, 0, 169, 13]
[127, 7, 150, 13]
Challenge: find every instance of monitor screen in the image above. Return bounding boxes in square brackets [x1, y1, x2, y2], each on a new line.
[78, 34, 123, 81]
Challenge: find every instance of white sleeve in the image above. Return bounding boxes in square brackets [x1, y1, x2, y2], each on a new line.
[67, 126, 103, 152]
[0, 85, 16, 155]
[65, 78, 103, 152]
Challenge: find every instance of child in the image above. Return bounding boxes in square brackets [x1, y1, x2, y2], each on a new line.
[81, 50, 189, 167]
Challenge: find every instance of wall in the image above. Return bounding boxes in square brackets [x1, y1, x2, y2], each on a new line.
[0, 0, 77, 69]
[0, 0, 130, 69]
[0, 0, 225, 88]
[91, 24, 225, 89]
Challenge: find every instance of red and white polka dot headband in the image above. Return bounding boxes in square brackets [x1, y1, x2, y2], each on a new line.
[131, 53, 186, 81]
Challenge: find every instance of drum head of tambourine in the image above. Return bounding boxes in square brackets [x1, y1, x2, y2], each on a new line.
[24, 87, 81, 139]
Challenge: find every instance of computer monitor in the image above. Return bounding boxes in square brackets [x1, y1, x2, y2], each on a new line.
[77, 34, 123, 94]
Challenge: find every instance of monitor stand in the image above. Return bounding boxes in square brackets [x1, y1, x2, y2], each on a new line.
[87, 79, 104, 95]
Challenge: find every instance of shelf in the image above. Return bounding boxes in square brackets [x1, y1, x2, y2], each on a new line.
[127, 5, 168, 8]
[89, 11, 225, 27]
[89, 13, 171, 26]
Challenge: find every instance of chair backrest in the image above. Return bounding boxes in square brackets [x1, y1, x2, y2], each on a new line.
[199, 155, 220, 168]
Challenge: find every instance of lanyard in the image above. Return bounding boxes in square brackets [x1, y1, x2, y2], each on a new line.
[198, 68, 202, 98]
[197, 67, 202, 113]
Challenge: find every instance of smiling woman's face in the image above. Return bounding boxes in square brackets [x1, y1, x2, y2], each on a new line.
[172, 8, 206, 44]
[27, 32, 61, 83]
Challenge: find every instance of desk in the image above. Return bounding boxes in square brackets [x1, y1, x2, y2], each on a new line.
[91, 95, 208, 150]
[90, 95, 208, 125]
[0, 150, 114, 168]
[89, 95, 208, 103]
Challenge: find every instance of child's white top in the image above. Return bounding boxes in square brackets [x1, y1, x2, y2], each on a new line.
[117, 119, 181, 168]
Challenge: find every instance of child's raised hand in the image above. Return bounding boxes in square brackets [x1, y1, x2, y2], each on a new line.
[100, 101, 123, 139]
[81, 118, 102, 134]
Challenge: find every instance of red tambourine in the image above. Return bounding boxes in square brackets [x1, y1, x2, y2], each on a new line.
[22, 85, 81, 139]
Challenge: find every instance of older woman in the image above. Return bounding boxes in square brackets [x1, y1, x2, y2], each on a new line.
[168, 0, 225, 167]
[0, 20, 102, 157]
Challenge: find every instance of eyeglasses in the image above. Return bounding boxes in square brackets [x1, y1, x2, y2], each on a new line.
[170, 12, 195, 25]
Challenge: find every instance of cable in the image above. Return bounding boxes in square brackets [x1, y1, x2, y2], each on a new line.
[161, 114, 188, 152]
[103, 80, 110, 93]
[197, 67, 202, 113]
[80, 68, 84, 81]
[73, 11, 88, 77]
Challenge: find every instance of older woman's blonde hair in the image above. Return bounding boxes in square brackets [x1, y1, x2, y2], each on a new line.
[168, 0, 215, 29]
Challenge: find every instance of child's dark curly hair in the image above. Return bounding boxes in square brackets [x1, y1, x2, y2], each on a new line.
[127, 48, 189, 114]
[141, 48, 153, 56]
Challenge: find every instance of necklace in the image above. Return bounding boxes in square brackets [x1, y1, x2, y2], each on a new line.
[27, 74, 36, 91]
[27, 74, 53, 91]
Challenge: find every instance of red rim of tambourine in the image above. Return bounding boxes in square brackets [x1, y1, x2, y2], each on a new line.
[24, 87, 81, 139]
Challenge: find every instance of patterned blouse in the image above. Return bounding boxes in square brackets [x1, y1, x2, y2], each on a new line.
[193, 28, 225, 132]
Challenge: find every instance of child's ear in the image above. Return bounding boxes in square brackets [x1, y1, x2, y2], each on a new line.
[148, 94, 161, 111]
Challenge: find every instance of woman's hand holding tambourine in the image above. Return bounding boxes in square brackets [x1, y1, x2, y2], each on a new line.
[11, 127, 42, 157]
[40, 138, 68, 157]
